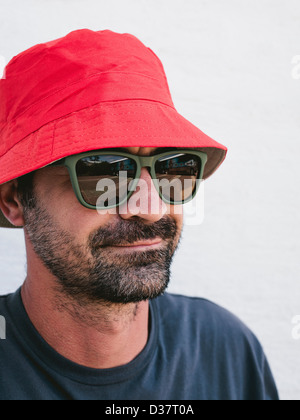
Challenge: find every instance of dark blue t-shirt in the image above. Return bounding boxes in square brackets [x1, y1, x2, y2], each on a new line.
[0, 289, 279, 400]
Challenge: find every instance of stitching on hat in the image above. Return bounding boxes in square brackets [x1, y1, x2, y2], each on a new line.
[51, 100, 179, 134]
[51, 101, 201, 142]
[4, 100, 226, 167]
[55, 112, 191, 136]
[2, 121, 55, 158]
[9, 71, 164, 122]
[2, 100, 177, 157]
[62, 99, 177, 119]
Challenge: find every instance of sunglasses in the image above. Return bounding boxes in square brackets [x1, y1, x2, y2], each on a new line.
[51, 149, 208, 210]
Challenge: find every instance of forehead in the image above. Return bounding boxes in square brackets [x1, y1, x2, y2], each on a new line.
[120, 147, 158, 156]
[105, 147, 199, 156]
[113, 147, 168, 156]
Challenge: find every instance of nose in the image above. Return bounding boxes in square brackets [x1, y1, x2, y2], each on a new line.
[118, 167, 168, 223]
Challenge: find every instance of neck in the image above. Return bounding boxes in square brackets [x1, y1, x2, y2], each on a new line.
[21, 268, 150, 369]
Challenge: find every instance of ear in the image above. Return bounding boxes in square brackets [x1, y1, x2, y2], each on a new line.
[0, 180, 25, 227]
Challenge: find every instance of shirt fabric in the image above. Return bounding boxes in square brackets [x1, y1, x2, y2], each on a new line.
[0, 288, 279, 400]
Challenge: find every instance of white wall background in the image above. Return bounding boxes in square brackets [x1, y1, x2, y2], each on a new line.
[0, 0, 299, 400]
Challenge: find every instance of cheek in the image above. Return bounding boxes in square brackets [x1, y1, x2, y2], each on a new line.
[57, 203, 114, 245]
[38, 181, 113, 244]
[167, 204, 184, 242]
[168, 204, 184, 225]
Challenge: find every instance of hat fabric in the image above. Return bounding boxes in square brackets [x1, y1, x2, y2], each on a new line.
[0, 29, 227, 228]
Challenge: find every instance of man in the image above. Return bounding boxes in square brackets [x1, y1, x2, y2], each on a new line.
[0, 29, 279, 400]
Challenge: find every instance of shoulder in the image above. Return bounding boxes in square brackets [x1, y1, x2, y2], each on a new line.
[155, 292, 248, 328]
[152, 293, 279, 400]
[153, 293, 263, 355]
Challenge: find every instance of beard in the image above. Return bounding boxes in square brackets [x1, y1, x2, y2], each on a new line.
[22, 197, 181, 305]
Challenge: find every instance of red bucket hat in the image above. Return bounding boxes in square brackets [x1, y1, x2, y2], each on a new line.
[0, 29, 227, 228]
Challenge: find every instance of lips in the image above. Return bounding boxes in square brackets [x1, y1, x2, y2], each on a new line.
[100, 238, 163, 250]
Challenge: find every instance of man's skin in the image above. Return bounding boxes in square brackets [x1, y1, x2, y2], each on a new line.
[0, 147, 184, 369]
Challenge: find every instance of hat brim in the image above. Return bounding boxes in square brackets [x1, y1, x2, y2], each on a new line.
[0, 100, 227, 228]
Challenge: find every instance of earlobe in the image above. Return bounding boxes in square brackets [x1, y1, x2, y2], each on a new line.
[0, 180, 25, 227]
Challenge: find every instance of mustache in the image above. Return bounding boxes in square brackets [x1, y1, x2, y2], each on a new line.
[89, 216, 178, 249]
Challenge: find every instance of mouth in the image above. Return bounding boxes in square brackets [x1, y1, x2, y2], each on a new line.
[100, 238, 164, 252]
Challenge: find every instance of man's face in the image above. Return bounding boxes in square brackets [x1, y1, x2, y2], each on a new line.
[22, 147, 184, 305]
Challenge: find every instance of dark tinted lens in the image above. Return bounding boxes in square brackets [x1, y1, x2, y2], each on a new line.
[76, 155, 137, 207]
[155, 153, 202, 203]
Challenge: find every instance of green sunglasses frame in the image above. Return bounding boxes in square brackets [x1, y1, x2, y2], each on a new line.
[52, 149, 208, 210]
